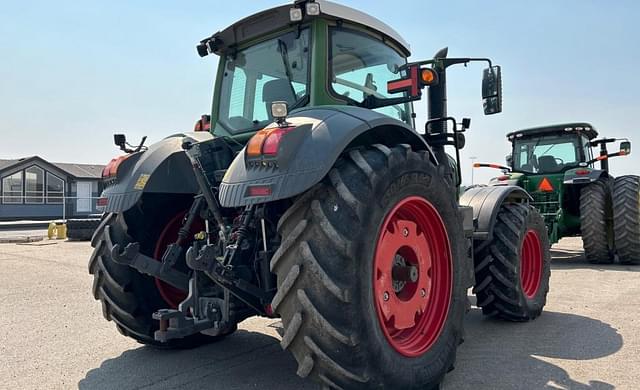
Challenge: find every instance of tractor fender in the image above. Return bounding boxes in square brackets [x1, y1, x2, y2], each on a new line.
[459, 185, 533, 242]
[563, 168, 608, 185]
[218, 106, 434, 207]
[100, 131, 214, 213]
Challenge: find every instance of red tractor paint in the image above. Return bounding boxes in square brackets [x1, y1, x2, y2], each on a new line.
[520, 229, 543, 298]
[373, 196, 452, 357]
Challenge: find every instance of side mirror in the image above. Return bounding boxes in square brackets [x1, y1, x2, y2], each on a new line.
[506, 154, 513, 167]
[114, 134, 126, 148]
[482, 65, 502, 115]
[620, 141, 631, 155]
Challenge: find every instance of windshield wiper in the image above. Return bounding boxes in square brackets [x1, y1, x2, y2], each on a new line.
[277, 40, 298, 102]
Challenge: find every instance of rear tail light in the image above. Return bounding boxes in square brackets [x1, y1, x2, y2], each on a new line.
[247, 126, 296, 158]
[497, 175, 510, 181]
[102, 155, 130, 178]
[194, 114, 211, 132]
[96, 197, 109, 207]
[575, 169, 591, 175]
[246, 185, 272, 197]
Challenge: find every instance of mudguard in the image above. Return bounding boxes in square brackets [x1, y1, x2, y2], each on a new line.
[459, 185, 533, 241]
[563, 167, 607, 185]
[100, 131, 213, 213]
[218, 106, 433, 208]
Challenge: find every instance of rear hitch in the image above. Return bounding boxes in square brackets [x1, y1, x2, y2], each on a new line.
[107, 226, 191, 290]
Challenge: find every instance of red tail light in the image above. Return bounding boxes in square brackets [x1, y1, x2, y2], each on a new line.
[102, 155, 130, 178]
[575, 169, 591, 175]
[246, 185, 272, 197]
[497, 175, 510, 181]
[194, 114, 211, 132]
[247, 126, 296, 158]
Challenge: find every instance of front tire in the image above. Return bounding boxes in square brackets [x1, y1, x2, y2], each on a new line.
[473, 203, 551, 321]
[613, 175, 640, 264]
[271, 145, 467, 389]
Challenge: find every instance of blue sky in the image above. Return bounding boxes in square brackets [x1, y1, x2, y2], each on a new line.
[1, 0, 638, 184]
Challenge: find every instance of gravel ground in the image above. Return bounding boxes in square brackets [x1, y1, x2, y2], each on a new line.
[0, 237, 637, 389]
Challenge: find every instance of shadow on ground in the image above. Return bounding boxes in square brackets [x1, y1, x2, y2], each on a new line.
[551, 246, 640, 272]
[80, 309, 622, 390]
[443, 309, 623, 389]
[79, 327, 315, 390]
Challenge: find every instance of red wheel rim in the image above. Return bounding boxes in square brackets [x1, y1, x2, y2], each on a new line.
[153, 212, 203, 309]
[373, 196, 453, 357]
[520, 229, 543, 298]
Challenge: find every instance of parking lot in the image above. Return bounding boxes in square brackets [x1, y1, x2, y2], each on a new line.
[0, 237, 638, 389]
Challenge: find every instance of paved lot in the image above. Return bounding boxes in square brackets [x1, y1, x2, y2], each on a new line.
[0, 237, 638, 389]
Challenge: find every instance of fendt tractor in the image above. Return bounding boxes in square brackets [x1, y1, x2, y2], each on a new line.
[475, 123, 640, 265]
[90, 1, 552, 388]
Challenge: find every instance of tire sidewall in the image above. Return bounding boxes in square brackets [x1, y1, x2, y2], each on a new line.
[519, 206, 551, 313]
[355, 157, 466, 387]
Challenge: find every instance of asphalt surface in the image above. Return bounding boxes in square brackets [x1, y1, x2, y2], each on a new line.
[0, 237, 638, 389]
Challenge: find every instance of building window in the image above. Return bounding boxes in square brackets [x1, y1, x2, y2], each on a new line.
[2, 171, 23, 204]
[46, 173, 64, 204]
[25, 166, 45, 204]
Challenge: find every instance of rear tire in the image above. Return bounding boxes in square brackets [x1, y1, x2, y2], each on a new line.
[613, 175, 640, 264]
[88, 203, 233, 348]
[271, 145, 467, 389]
[473, 203, 551, 321]
[580, 180, 615, 263]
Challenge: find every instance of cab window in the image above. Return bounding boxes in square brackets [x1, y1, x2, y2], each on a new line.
[329, 28, 412, 123]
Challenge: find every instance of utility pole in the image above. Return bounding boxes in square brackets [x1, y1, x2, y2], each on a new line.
[469, 156, 478, 185]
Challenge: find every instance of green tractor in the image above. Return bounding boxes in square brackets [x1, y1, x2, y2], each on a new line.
[475, 123, 639, 264]
[90, 1, 552, 388]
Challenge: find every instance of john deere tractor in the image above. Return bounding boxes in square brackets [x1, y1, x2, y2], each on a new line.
[90, 1, 551, 388]
[475, 123, 639, 264]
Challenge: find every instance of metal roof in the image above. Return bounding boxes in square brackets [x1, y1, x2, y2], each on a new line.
[507, 122, 598, 141]
[0, 157, 104, 179]
[209, 0, 411, 56]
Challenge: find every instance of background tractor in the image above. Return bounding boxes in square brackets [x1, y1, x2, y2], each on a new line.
[475, 123, 639, 264]
[89, 1, 551, 388]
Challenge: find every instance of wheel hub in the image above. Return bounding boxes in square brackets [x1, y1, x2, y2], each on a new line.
[373, 196, 452, 357]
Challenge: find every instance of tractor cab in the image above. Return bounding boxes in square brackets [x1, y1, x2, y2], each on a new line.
[508, 123, 598, 175]
[196, 0, 415, 139]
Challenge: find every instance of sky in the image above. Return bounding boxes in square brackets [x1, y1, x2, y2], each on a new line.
[1, 0, 638, 185]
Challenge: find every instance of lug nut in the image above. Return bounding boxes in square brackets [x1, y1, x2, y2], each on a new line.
[420, 288, 426, 298]
[383, 291, 390, 301]
[402, 228, 409, 237]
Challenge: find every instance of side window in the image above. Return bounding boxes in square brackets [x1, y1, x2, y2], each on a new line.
[329, 28, 410, 122]
[2, 171, 23, 204]
[227, 68, 247, 119]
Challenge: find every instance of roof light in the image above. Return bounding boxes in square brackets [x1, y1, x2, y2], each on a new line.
[289, 7, 303, 22]
[306, 2, 320, 16]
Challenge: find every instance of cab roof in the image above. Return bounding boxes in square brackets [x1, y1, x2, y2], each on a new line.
[203, 0, 411, 56]
[507, 122, 598, 141]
